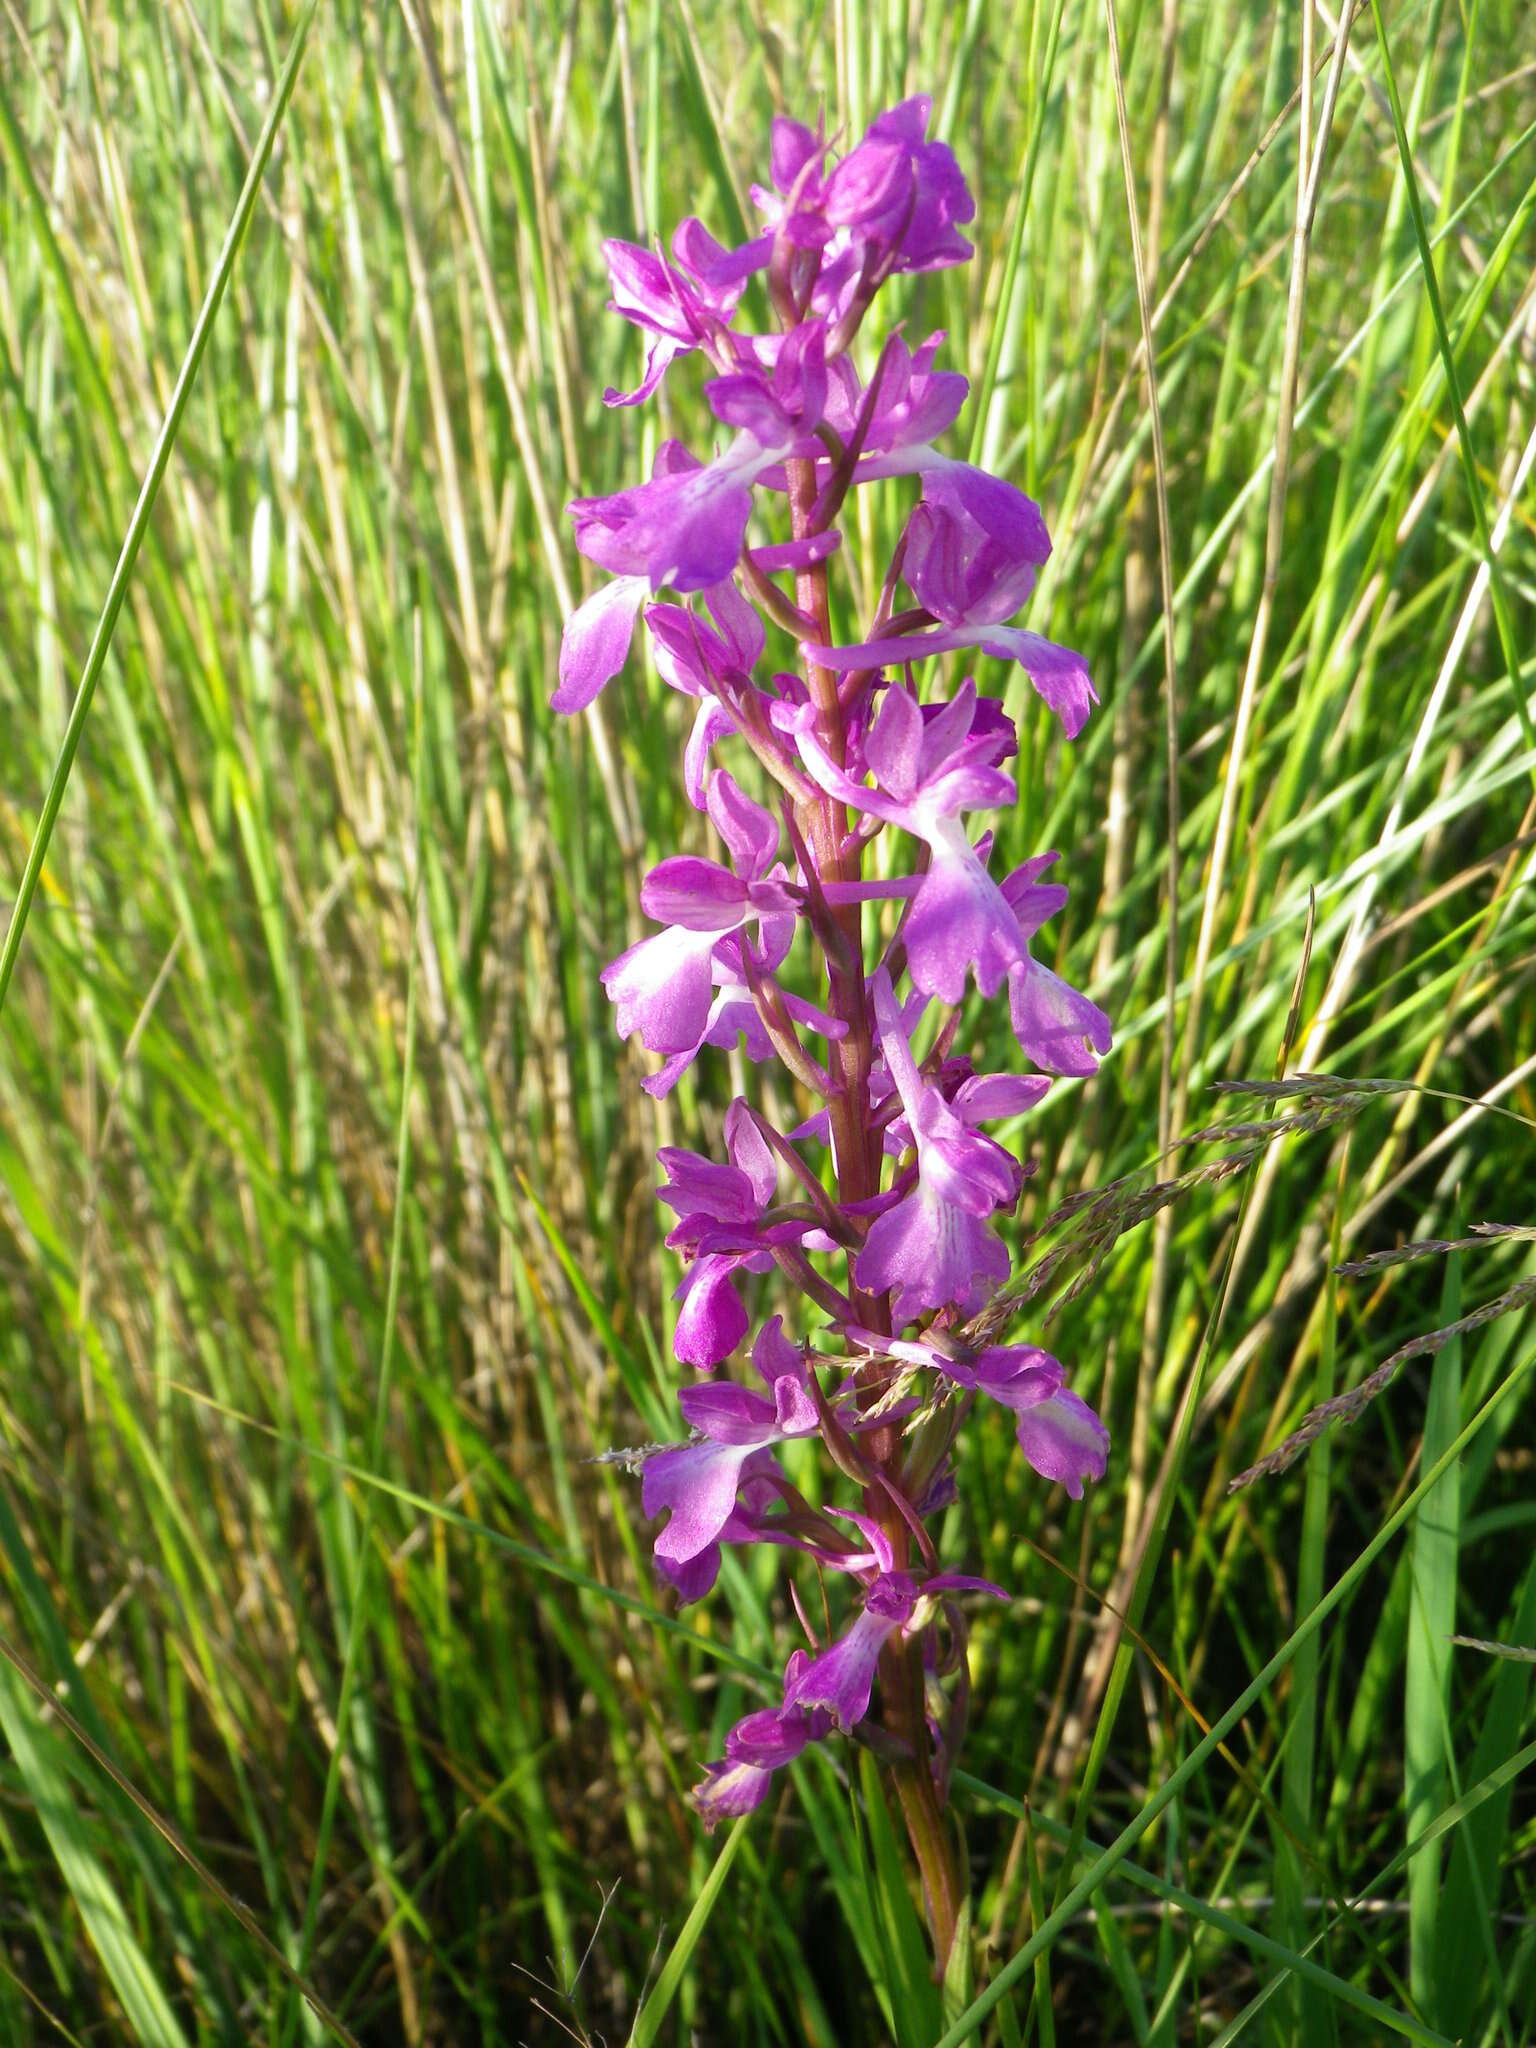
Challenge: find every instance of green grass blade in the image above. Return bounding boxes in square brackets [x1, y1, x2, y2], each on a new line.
[1366, 0, 1536, 777]
[956, 1774, 1450, 2048]
[0, 0, 319, 1019]
[934, 1344, 1536, 2047]
[285, 624, 426, 2035]
[1405, 1235, 1463, 2022]
[0, 1654, 191, 2048]
[625, 1817, 749, 2048]
[1436, 1549, 1536, 2036]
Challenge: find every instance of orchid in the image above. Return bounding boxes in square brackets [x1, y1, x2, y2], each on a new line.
[600, 772, 797, 1057]
[789, 677, 1028, 1001]
[642, 1320, 820, 1563]
[804, 460, 1099, 737]
[599, 226, 752, 407]
[553, 99, 1113, 1975]
[855, 968, 1036, 1318]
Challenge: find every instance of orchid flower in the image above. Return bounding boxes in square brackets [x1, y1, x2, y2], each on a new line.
[552, 98, 1113, 1973]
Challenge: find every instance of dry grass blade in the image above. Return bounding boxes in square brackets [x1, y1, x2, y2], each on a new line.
[963, 1081, 1381, 1344]
[1279, 886, 1317, 1076]
[1230, 1276, 1536, 1491]
[1448, 1637, 1536, 1664]
[1101, 0, 1181, 1228]
[1335, 1226, 1536, 1278]
[393, 0, 642, 868]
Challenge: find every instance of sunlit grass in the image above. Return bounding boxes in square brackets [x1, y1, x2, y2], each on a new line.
[0, 1, 1533, 2042]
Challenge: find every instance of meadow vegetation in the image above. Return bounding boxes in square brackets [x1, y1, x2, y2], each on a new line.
[0, 0, 1533, 2041]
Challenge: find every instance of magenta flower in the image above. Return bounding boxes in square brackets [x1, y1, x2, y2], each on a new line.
[1000, 856, 1113, 1076]
[805, 467, 1097, 737]
[782, 1518, 1004, 1729]
[566, 324, 830, 619]
[642, 1319, 819, 1569]
[831, 97, 976, 274]
[641, 945, 844, 1099]
[789, 678, 1030, 1002]
[694, 1651, 832, 1828]
[555, 504, 829, 720]
[728, 98, 975, 318]
[554, 102, 1114, 1945]
[854, 971, 1043, 1319]
[820, 328, 969, 456]
[695, 1540, 1002, 1828]
[551, 571, 652, 715]
[600, 229, 747, 407]
[570, 439, 766, 596]
[645, 578, 765, 698]
[657, 1100, 787, 1368]
[653, 1459, 780, 1606]
[852, 1328, 1110, 1499]
[786, 1573, 919, 1729]
[703, 318, 828, 447]
[600, 772, 797, 1056]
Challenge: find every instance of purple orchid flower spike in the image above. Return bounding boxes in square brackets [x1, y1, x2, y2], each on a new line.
[553, 101, 1113, 1970]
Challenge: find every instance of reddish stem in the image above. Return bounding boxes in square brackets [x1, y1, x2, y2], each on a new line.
[782, 439, 965, 1979]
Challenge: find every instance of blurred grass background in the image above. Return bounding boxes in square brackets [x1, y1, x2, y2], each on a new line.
[1, 0, 1534, 2041]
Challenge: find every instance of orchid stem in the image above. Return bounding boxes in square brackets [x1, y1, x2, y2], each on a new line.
[784, 425, 964, 1975]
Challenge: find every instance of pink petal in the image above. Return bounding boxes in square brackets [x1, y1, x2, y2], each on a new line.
[1013, 1388, 1110, 1499]
[601, 926, 719, 1054]
[551, 575, 649, 713]
[1007, 957, 1112, 1077]
[903, 835, 1025, 1002]
[863, 679, 926, 801]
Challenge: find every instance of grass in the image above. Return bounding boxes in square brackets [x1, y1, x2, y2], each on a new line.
[1, 0, 1534, 2041]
